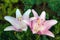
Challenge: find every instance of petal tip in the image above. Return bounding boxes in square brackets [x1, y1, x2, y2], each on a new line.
[4, 28, 7, 31]
[52, 35, 55, 38]
[42, 11, 46, 14]
[32, 9, 35, 11]
[4, 16, 8, 20]
[16, 9, 20, 13]
[4, 16, 6, 19]
[53, 20, 58, 24]
[55, 20, 58, 23]
[16, 9, 19, 11]
[28, 9, 31, 12]
[4, 27, 9, 31]
[49, 34, 55, 38]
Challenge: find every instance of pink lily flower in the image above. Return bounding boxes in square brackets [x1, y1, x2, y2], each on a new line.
[24, 9, 57, 37]
[4, 9, 31, 32]
[31, 9, 58, 37]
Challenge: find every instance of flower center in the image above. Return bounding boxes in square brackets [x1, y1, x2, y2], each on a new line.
[33, 23, 40, 33]
[17, 17, 26, 31]
[18, 17, 22, 21]
[37, 19, 40, 25]
[33, 19, 44, 33]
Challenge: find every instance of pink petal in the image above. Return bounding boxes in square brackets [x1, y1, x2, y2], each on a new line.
[16, 9, 22, 18]
[23, 9, 31, 20]
[40, 11, 46, 21]
[43, 30, 55, 37]
[32, 9, 38, 18]
[37, 30, 54, 37]
[31, 20, 39, 34]
[44, 20, 57, 29]
[30, 17, 37, 21]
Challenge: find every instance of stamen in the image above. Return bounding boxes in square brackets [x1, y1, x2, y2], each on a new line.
[18, 17, 22, 21]
[33, 23, 40, 33]
[33, 18, 44, 33]
[37, 18, 40, 25]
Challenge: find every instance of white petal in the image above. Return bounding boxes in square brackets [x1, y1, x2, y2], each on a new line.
[32, 9, 38, 17]
[23, 20, 31, 26]
[40, 11, 46, 21]
[19, 20, 28, 31]
[4, 26, 15, 31]
[22, 26, 27, 31]
[16, 9, 22, 18]
[4, 16, 21, 29]
[23, 9, 31, 20]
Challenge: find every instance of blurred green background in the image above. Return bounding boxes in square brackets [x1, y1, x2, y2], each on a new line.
[0, 0, 60, 40]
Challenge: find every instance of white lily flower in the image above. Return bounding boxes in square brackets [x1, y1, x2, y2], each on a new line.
[4, 9, 31, 32]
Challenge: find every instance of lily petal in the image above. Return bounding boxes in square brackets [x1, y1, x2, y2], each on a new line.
[4, 26, 15, 31]
[23, 17, 37, 27]
[23, 9, 31, 20]
[44, 30, 55, 37]
[4, 16, 21, 29]
[40, 11, 46, 21]
[30, 17, 37, 21]
[23, 20, 31, 27]
[37, 30, 54, 37]
[44, 20, 57, 29]
[16, 9, 22, 18]
[20, 21, 28, 31]
[32, 9, 38, 17]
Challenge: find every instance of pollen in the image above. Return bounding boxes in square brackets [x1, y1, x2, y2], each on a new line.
[18, 17, 22, 21]
[37, 19, 40, 25]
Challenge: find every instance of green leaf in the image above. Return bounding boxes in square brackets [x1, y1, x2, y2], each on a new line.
[10, 0, 18, 3]
[21, 0, 35, 5]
